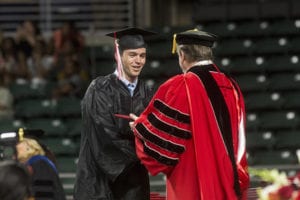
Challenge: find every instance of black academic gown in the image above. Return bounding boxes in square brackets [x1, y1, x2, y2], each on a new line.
[74, 74, 153, 200]
[27, 155, 66, 200]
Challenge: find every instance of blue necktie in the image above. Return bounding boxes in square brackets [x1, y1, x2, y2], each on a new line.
[128, 84, 135, 96]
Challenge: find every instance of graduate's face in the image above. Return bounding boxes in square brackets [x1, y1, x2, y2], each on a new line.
[121, 48, 146, 82]
[16, 141, 30, 163]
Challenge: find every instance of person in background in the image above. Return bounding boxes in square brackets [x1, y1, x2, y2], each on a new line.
[51, 56, 86, 100]
[0, 160, 33, 200]
[52, 21, 84, 63]
[27, 39, 54, 87]
[0, 36, 31, 84]
[15, 20, 42, 58]
[16, 128, 66, 200]
[0, 74, 14, 120]
[130, 28, 249, 200]
[0, 36, 18, 85]
[74, 27, 155, 200]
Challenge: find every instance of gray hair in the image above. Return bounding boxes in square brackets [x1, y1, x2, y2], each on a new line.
[177, 44, 213, 63]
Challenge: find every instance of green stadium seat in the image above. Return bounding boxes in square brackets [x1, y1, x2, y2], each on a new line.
[289, 37, 300, 53]
[245, 92, 284, 111]
[234, 20, 271, 37]
[252, 150, 298, 165]
[41, 138, 78, 156]
[214, 38, 255, 56]
[60, 176, 76, 197]
[9, 82, 47, 101]
[234, 74, 269, 92]
[268, 19, 300, 36]
[144, 78, 168, 92]
[275, 130, 300, 149]
[147, 40, 173, 58]
[149, 173, 166, 193]
[92, 44, 114, 59]
[246, 112, 261, 131]
[284, 92, 300, 109]
[246, 130, 276, 151]
[142, 60, 168, 77]
[253, 37, 291, 55]
[0, 119, 24, 132]
[203, 21, 238, 38]
[56, 97, 81, 117]
[259, 111, 300, 130]
[229, 56, 266, 74]
[56, 156, 78, 173]
[268, 73, 300, 91]
[264, 55, 300, 73]
[25, 118, 68, 136]
[95, 60, 115, 76]
[15, 99, 56, 118]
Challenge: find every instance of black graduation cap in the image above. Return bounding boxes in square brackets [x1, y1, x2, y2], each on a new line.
[18, 128, 44, 142]
[175, 28, 218, 47]
[106, 27, 156, 50]
[0, 128, 44, 146]
[22, 128, 44, 138]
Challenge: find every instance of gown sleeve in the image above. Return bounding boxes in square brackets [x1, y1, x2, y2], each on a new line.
[133, 76, 192, 176]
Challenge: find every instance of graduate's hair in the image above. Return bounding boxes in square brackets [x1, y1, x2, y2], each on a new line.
[177, 44, 213, 63]
[0, 160, 32, 200]
[17, 138, 45, 163]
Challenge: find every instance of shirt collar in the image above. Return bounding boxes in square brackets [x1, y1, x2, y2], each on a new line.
[114, 69, 138, 87]
[194, 60, 213, 66]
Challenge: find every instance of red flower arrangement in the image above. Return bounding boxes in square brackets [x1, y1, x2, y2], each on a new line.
[250, 168, 300, 200]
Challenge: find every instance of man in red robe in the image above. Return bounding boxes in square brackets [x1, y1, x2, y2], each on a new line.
[130, 28, 249, 200]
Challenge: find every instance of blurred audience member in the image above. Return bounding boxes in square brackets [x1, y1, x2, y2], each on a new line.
[0, 160, 33, 200]
[0, 36, 18, 85]
[15, 49, 30, 83]
[53, 21, 84, 60]
[0, 75, 14, 120]
[15, 20, 42, 58]
[27, 39, 54, 86]
[0, 36, 30, 84]
[52, 56, 87, 100]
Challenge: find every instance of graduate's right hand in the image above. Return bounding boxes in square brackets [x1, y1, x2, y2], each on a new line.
[129, 113, 138, 131]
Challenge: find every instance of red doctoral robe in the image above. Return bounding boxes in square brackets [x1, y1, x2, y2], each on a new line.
[133, 64, 249, 200]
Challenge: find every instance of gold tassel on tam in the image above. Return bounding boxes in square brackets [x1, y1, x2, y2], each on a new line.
[18, 128, 24, 142]
[172, 34, 177, 54]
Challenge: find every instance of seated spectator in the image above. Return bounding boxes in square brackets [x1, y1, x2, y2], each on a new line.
[52, 56, 87, 100]
[0, 36, 30, 84]
[16, 129, 66, 200]
[0, 74, 14, 120]
[0, 160, 33, 200]
[15, 20, 42, 58]
[27, 39, 55, 87]
[53, 21, 84, 62]
[0, 36, 18, 85]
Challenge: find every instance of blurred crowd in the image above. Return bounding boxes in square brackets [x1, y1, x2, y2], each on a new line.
[0, 20, 90, 120]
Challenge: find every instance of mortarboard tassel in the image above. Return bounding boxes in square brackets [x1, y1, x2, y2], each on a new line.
[114, 32, 124, 80]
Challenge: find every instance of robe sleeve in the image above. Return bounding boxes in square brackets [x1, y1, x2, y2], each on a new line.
[133, 76, 192, 176]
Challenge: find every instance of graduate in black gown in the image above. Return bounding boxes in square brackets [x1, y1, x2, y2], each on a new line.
[16, 128, 66, 200]
[73, 28, 156, 200]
